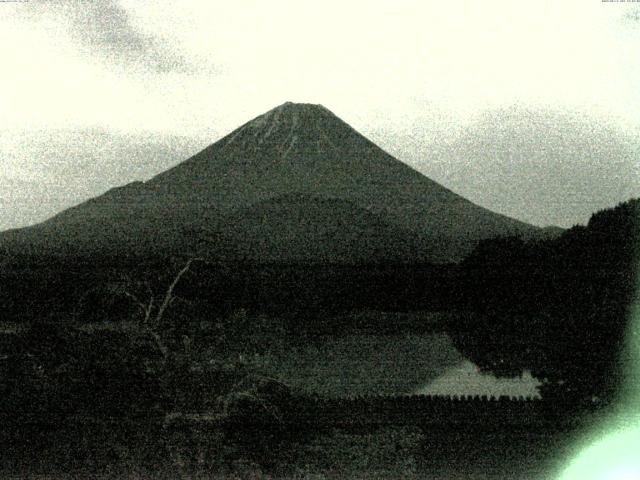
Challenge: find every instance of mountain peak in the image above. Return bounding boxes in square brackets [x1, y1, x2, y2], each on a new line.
[262, 101, 332, 120]
[277, 101, 328, 110]
[217, 101, 347, 157]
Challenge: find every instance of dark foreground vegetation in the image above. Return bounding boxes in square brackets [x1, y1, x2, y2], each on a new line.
[450, 198, 639, 405]
[0, 199, 637, 477]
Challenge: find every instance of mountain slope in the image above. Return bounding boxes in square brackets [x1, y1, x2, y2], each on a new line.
[149, 102, 537, 239]
[1, 102, 542, 262]
[213, 193, 434, 264]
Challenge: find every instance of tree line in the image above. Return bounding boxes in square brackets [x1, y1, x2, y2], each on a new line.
[449, 198, 639, 406]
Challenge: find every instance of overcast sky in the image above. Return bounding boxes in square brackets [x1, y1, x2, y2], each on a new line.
[1, 0, 639, 230]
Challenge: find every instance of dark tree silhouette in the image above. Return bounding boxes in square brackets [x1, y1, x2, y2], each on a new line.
[450, 199, 639, 406]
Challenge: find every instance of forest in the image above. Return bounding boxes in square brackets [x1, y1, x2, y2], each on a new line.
[0, 198, 637, 477]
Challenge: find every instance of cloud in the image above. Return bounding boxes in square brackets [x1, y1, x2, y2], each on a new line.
[27, 0, 205, 74]
[386, 107, 640, 228]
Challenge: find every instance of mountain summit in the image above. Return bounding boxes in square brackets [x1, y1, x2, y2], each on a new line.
[223, 101, 337, 156]
[1, 102, 540, 262]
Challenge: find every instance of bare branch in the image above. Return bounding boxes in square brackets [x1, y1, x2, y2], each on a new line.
[115, 257, 202, 359]
[144, 296, 154, 323]
[149, 329, 168, 358]
[154, 258, 200, 325]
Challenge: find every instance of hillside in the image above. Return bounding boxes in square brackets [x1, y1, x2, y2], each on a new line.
[212, 193, 434, 264]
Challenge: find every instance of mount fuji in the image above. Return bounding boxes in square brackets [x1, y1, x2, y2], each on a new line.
[0, 102, 542, 263]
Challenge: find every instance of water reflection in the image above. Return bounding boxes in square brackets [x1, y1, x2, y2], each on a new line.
[416, 359, 542, 398]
